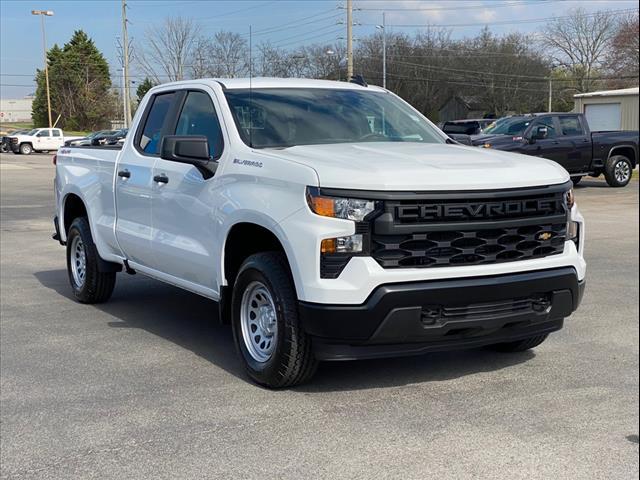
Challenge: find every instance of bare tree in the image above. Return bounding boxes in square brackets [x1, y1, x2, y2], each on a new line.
[210, 31, 249, 78]
[541, 8, 617, 92]
[137, 17, 200, 82]
[605, 14, 639, 83]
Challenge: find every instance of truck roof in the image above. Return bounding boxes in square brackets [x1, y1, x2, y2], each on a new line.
[151, 77, 386, 92]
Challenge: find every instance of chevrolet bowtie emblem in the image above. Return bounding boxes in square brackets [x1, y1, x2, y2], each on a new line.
[537, 232, 553, 241]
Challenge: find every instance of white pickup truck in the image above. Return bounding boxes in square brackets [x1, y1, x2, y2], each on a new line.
[9, 127, 83, 155]
[54, 78, 586, 387]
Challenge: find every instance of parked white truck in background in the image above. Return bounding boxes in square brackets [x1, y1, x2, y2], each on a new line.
[9, 127, 83, 154]
[53, 78, 586, 388]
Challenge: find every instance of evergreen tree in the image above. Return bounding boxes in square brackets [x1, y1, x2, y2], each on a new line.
[136, 77, 156, 103]
[32, 30, 116, 130]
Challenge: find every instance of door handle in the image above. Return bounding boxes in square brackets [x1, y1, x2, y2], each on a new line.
[117, 170, 130, 179]
[154, 174, 169, 184]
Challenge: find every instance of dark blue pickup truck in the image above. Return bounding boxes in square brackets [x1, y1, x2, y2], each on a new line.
[470, 113, 639, 187]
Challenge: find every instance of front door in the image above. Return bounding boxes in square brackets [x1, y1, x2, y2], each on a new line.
[115, 91, 176, 267]
[521, 116, 566, 164]
[150, 88, 226, 295]
[35, 129, 53, 150]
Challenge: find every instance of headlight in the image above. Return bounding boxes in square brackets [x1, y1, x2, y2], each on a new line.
[306, 187, 376, 222]
[566, 188, 575, 209]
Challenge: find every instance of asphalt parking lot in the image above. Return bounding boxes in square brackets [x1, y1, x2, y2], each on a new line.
[1, 151, 638, 479]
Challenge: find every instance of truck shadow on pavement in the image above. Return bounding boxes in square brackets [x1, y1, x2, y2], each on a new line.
[35, 269, 535, 392]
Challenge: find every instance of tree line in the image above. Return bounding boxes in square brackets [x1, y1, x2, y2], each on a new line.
[33, 8, 639, 130]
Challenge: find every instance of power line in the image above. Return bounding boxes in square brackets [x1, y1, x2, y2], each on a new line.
[363, 7, 638, 28]
[358, 0, 553, 12]
[240, 9, 340, 36]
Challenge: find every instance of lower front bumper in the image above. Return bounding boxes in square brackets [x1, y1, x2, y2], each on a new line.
[298, 267, 584, 361]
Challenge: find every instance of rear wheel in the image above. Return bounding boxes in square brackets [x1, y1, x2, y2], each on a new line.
[604, 155, 633, 187]
[19, 143, 32, 155]
[490, 334, 549, 352]
[66, 217, 116, 303]
[231, 252, 317, 388]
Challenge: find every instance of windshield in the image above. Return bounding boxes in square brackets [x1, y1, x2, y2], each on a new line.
[224, 88, 444, 148]
[483, 117, 532, 136]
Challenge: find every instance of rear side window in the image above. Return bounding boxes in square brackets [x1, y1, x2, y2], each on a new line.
[559, 115, 585, 136]
[52, 130, 61, 137]
[175, 91, 224, 159]
[138, 92, 175, 155]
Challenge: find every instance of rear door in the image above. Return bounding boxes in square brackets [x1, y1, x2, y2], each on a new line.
[149, 88, 227, 295]
[115, 90, 176, 268]
[51, 129, 64, 149]
[557, 114, 591, 173]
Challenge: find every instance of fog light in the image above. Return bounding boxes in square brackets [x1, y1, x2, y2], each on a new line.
[567, 220, 579, 248]
[321, 234, 363, 254]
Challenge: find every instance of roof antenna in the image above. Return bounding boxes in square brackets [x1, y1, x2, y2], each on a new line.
[249, 24, 253, 148]
[349, 74, 367, 87]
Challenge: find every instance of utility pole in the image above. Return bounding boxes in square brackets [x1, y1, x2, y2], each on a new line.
[121, 0, 132, 127]
[346, 0, 353, 79]
[547, 76, 552, 112]
[32, 10, 54, 128]
[376, 13, 386, 89]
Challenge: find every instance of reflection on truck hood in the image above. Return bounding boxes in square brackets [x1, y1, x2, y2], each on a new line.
[266, 142, 569, 191]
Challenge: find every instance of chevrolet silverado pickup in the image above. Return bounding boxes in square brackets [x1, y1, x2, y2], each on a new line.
[9, 127, 83, 155]
[53, 78, 586, 388]
[470, 113, 639, 187]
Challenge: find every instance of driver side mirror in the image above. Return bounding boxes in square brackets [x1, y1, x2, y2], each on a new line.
[530, 126, 548, 143]
[160, 135, 216, 179]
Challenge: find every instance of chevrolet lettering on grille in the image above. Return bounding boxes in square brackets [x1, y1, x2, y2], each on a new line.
[396, 199, 564, 221]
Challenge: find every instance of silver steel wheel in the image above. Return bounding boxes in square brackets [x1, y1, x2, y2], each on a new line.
[240, 281, 278, 363]
[614, 160, 631, 183]
[70, 235, 87, 288]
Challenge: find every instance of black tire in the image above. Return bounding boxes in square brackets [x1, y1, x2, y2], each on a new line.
[66, 217, 116, 303]
[604, 155, 633, 187]
[231, 252, 317, 388]
[571, 176, 582, 186]
[490, 334, 549, 352]
[19, 143, 32, 155]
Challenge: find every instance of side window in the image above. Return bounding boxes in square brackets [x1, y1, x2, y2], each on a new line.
[52, 130, 61, 137]
[175, 91, 224, 159]
[138, 92, 175, 155]
[37, 129, 50, 137]
[559, 115, 585, 136]
[531, 117, 557, 138]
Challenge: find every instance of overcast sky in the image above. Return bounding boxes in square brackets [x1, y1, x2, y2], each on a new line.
[1, 0, 637, 98]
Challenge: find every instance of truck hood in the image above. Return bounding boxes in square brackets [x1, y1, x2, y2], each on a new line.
[265, 142, 569, 191]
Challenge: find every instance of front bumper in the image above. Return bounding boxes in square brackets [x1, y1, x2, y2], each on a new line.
[299, 267, 584, 361]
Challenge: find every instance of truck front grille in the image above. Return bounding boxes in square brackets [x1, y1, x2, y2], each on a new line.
[372, 222, 566, 268]
[368, 182, 571, 270]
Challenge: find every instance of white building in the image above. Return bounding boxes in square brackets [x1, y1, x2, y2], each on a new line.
[573, 87, 639, 132]
[0, 97, 33, 123]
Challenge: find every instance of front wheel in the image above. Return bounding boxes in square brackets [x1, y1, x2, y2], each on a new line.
[19, 143, 32, 155]
[66, 217, 116, 303]
[604, 155, 633, 187]
[231, 252, 317, 388]
[489, 334, 549, 352]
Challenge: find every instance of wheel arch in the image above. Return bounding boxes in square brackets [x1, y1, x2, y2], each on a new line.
[608, 145, 637, 168]
[218, 219, 301, 325]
